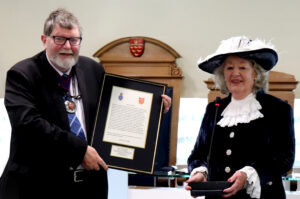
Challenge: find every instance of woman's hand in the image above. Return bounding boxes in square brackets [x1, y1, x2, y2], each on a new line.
[185, 172, 207, 191]
[222, 170, 247, 198]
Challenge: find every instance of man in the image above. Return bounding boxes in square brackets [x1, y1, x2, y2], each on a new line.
[0, 8, 171, 199]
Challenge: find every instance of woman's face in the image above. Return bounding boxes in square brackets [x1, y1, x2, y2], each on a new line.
[223, 55, 256, 99]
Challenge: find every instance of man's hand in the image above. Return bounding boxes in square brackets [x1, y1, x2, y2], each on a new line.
[161, 94, 172, 113]
[82, 146, 108, 171]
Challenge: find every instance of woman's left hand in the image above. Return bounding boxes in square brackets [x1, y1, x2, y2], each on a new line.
[222, 171, 247, 198]
[161, 94, 172, 113]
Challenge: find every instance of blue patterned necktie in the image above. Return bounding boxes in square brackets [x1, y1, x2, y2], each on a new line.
[67, 110, 86, 140]
[61, 74, 86, 140]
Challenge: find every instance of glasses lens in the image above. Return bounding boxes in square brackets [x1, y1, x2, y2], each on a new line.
[69, 38, 81, 46]
[54, 36, 66, 45]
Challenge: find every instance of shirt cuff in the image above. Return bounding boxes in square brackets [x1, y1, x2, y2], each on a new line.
[239, 166, 261, 198]
[190, 166, 208, 178]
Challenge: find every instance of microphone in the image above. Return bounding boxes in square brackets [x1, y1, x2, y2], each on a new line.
[207, 97, 220, 180]
[189, 97, 232, 197]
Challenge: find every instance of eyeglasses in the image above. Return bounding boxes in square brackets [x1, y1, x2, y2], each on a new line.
[51, 36, 82, 46]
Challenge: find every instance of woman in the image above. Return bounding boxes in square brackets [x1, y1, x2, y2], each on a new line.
[185, 36, 295, 199]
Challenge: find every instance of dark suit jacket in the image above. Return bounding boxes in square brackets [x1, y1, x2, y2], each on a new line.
[188, 91, 295, 199]
[0, 51, 107, 198]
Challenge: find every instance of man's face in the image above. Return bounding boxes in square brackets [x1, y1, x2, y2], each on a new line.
[41, 25, 81, 72]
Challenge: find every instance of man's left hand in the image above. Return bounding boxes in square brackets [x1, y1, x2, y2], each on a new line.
[161, 94, 172, 113]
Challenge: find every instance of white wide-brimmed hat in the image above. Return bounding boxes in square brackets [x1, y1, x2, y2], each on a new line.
[197, 36, 278, 74]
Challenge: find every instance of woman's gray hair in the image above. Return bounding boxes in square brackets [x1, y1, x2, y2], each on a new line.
[43, 8, 82, 36]
[213, 60, 269, 95]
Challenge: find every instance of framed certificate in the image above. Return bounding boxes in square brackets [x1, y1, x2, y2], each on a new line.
[91, 73, 167, 174]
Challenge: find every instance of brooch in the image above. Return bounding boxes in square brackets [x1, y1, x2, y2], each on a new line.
[65, 100, 76, 113]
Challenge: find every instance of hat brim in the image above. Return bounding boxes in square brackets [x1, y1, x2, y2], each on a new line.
[198, 48, 278, 74]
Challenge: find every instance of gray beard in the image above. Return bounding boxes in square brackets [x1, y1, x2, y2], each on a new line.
[50, 55, 78, 71]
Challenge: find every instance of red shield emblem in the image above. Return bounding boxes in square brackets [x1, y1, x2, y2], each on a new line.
[139, 97, 145, 104]
[129, 38, 144, 57]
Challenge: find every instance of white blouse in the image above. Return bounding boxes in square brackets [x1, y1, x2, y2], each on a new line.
[217, 93, 264, 127]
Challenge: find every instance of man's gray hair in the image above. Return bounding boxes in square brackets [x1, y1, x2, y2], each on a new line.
[213, 60, 269, 95]
[43, 8, 82, 36]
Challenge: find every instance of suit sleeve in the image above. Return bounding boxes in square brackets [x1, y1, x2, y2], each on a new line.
[252, 100, 295, 186]
[187, 102, 215, 173]
[5, 66, 87, 169]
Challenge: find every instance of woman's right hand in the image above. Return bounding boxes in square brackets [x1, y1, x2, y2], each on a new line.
[185, 172, 207, 191]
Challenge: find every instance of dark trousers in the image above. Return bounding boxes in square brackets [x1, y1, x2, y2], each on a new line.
[0, 169, 108, 199]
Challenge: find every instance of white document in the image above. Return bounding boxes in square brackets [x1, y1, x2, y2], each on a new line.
[103, 86, 153, 148]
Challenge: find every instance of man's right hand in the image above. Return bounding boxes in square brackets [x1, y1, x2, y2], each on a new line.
[82, 146, 108, 171]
